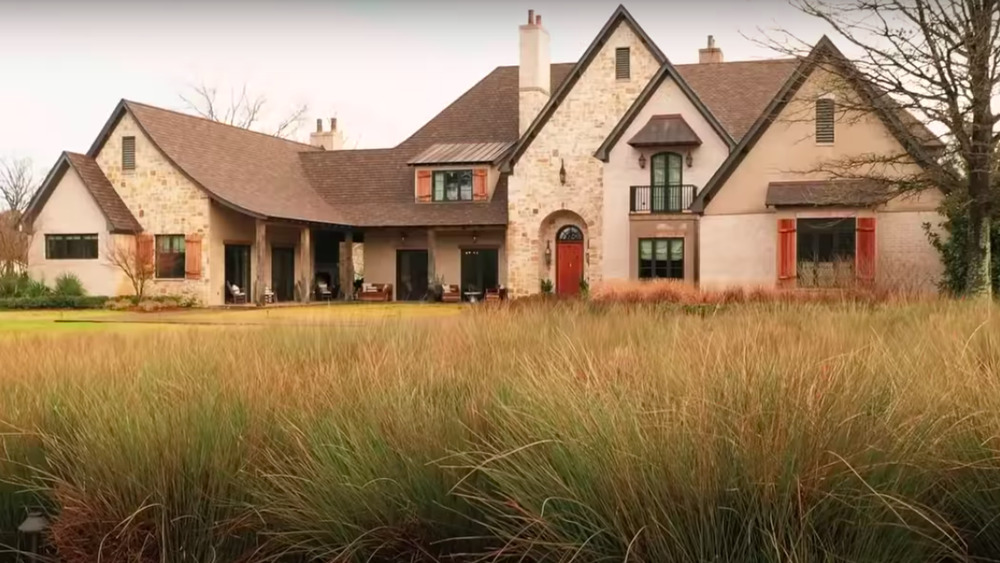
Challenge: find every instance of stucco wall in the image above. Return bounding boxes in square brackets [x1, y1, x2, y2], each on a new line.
[699, 213, 777, 289]
[877, 210, 944, 291]
[628, 216, 699, 283]
[507, 20, 660, 296]
[95, 111, 212, 303]
[603, 76, 730, 280]
[27, 166, 127, 296]
[208, 200, 256, 305]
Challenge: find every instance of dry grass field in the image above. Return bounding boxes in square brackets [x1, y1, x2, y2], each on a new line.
[1, 298, 999, 561]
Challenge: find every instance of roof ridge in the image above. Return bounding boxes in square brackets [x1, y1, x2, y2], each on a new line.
[674, 57, 799, 67]
[123, 99, 321, 151]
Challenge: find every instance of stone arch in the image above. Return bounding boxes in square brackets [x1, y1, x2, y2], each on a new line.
[538, 209, 588, 285]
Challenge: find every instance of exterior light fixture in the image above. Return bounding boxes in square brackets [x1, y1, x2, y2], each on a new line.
[19, 509, 48, 561]
[559, 159, 567, 185]
[638, 153, 646, 169]
[400, 232, 407, 243]
[544, 241, 552, 266]
[472, 231, 478, 244]
[686, 152, 694, 168]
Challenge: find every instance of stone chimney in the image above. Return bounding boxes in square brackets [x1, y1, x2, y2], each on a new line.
[698, 35, 723, 64]
[309, 118, 344, 150]
[519, 9, 550, 135]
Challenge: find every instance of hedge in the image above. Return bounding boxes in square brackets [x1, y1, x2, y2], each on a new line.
[0, 295, 108, 310]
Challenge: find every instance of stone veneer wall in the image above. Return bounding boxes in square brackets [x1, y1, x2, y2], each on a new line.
[506, 21, 659, 296]
[95, 112, 212, 303]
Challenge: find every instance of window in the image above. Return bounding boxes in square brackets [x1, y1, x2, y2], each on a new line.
[650, 152, 684, 211]
[796, 218, 855, 287]
[432, 170, 473, 201]
[45, 234, 98, 260]
[155, 235, 186, 279]
[638, 238, 684, 280]
[815, 98, 835, 143]
[122, 136, 136, 170]
[615, 47, 630, 79]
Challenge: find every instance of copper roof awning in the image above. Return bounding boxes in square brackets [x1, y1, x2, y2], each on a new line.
[408, 141, 514, 165]
[627, 114, 703, 147]
[765, 180, 894, 207]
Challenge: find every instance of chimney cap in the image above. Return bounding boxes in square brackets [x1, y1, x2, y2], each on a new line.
[536, 14, 542, 25]
[707, 35, 715, 48]
[330, 117, 337, 131]
[315, 118, 322, 133]
[528, 9, 534, 24]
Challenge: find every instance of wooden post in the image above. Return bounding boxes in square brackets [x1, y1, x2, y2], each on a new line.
[427, 228, 437, 285]
[340, 231, 355, 300]
[254, 219, 269, 305]
[299, 227, 313, 303]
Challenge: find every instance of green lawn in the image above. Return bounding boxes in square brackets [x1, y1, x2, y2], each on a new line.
[0, 302, 465, 334]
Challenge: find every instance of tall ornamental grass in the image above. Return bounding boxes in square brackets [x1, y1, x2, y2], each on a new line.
[1, 301, 1000, 561]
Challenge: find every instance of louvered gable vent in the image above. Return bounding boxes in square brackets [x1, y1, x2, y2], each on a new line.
[615, 47, 630, 80]
[815, 99, 835, 143]
[122, 136, 136, 170]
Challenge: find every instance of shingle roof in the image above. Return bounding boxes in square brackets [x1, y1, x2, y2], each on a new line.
[115, 101, 345, 224]
[64, 153, 142, 233]
[766, 180, 893, 207]
[627, 114, 703, 147]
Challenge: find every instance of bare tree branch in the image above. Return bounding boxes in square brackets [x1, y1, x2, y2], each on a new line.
[105, 235, 155, 299]
[0, 157, 37, 213]
[179, 81, 308, 140]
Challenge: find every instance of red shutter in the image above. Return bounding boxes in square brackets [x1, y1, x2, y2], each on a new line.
[416, 170, 432, 202]
[856, 217, 876, 283]
[777, 218, 797, 286]
[185, 233, 203, 280]
[473, 169, 488, 201]
[136, 234, 155, 275]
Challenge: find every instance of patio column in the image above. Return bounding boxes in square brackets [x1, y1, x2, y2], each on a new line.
[427, 228, 437, 286]
[299, 227, 313, 303]
[340, 231, 355, 300]
[254, 219, 270, 305]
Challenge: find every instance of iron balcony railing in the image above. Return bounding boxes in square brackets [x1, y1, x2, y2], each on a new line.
[630, 184, 697, 213]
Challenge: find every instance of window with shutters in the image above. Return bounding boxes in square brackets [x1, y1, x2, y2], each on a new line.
[615, 47, 630, 80]
[796, 218, 855, 287]
[638, 238, 684, 280]
[155, 234, 186, 279]
[432, 170, 474, 202]
[45, 234, 98, 260]
[815, 98, 835, 144]
[122, 136, 136, 171]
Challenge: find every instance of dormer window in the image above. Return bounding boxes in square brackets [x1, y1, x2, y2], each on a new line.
[434, 170, 474, 202]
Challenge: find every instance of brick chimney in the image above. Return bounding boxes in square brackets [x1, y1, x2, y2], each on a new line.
[309, 117, 344, 150]
[519, 9, 550, 135]
[698, 35, 723, 64]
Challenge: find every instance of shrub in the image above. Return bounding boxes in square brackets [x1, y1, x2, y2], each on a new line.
[0, 295, 106, 309]
[590, 279, 928, 306]
[0, 273, 50, 298]
[103, 298, 133, 311]
[540, 278, 554, 294]
[53, 273, 86, 297]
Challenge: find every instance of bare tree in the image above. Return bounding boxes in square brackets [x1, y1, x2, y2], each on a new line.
[0, 157, 37, 213]
[106, 235, 155, 299]
[179, 82, 308, 139]
[0, 211, 29, 275]
[762, 0, 999, 295]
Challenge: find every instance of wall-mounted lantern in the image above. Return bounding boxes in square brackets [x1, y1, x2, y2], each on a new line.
[638, 153, 646, 169]
[559, 159, 567, 185]
[400, 232, 407, 244]
[471, 231, 478, 244]
[686, 152, 694, 168]
[544, 241, 552, 267]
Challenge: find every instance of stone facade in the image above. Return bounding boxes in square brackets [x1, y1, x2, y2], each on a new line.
[95, 111, 212, 303]
[506, 21, 659, 296]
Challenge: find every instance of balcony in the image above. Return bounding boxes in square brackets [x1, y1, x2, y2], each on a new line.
[630, 185, 697, 214]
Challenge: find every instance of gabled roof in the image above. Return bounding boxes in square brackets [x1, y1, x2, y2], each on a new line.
[24, 151, 142, 234]
[502, 4, 666, 171]
[87, 100, 345, 225]
[691, 36, 944, 213]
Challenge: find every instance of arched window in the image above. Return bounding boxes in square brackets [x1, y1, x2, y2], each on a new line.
[650, 152, 683, 186]
[557, 225, 584, 241]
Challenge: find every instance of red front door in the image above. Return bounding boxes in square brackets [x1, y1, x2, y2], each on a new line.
[556, 241, 584, 296]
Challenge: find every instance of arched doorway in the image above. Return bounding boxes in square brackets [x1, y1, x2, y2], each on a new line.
[556, 225, 584, 296]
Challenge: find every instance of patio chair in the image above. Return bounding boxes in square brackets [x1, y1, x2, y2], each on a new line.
[441, 284, 461, 303]
[226, 281, 247, 304]
[485, 286, 504, 302]
[315, 280, 334, 301]
[358, 282, 393, 302]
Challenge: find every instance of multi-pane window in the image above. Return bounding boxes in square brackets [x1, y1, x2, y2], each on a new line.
[433, 170, 473, 201]
[45, 234, 98, 260]
[650, 152, 684, 211]
[797, 218, 855, 287]
[155, 235, 186, 279]
[616, 47, 630, 79]
[122, 136, 136, 170]
[815, 98, 835, 143]
[638, 238, 684, 280]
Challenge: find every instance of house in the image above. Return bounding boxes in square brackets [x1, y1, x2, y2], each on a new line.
[23, 5, 945, 305]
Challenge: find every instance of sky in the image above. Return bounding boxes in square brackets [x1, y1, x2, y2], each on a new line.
[0, 0, 830, 178]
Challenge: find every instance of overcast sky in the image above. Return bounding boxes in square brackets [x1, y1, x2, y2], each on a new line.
[0, 0, 830, 177]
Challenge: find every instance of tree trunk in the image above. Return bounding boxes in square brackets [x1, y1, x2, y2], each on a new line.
[966, 208, 992, 297]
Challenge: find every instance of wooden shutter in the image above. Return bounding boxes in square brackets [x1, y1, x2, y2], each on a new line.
[136, 234, 154, 274]
[122, 136, 136, 170]
[473, 169, 488, 201]
[185, 233, 203, 280]
[615, 47, 630, 79]
[416, 170, 432, 202]
[777, 218, 797, 286]
[815, 99, 835, 143]
[856, 217, 876, 283]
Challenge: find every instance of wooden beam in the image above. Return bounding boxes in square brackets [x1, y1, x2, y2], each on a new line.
[300, 227, 313, 303]
[426, 228, 437, 286]
[340, 232, 355, 300]
[254, 219, 268, 305]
